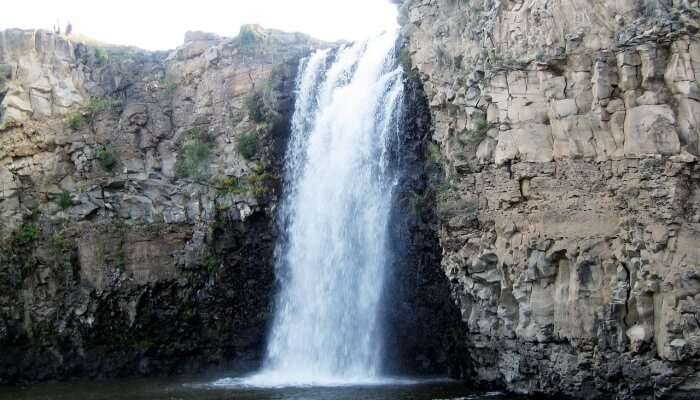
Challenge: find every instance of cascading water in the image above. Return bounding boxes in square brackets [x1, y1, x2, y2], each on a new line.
[220, 30, 406, 387]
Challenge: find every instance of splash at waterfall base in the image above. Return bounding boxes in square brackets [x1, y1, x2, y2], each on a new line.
[216, 32, 466, 387]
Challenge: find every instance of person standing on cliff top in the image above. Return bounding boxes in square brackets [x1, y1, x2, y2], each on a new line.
[65, 22, 72, 36]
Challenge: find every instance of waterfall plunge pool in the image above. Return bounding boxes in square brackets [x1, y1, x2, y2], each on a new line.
[0, 374, 523, 400]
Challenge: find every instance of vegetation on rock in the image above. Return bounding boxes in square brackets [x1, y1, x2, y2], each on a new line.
[67, 112, 85, 130]
[245, 89, 267, 123]
[215, 176, 247, 195]
[237, 25, 264, 55]
[459, 120, 489, 145]
[11, 224, 38, 248]
[248, 166, 277, 198]
[213, 166, 277, 200]
[238, 131, 258, 160]
[56, 190, 72, 210]
[399, 48, 418, 80]
[175, 129, 212, 182]
[87, 96, 122, 115]
[94, 47, 109, 65]
[66, 97, 121, 131]
[97, 148, 116, 172]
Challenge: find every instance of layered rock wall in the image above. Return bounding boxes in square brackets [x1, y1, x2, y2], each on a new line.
[0, 26, 460, 385]
[0, 26, 321, 383]
[399, 0, 700, 397]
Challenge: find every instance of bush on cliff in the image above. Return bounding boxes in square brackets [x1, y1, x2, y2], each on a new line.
[238, 131, 258, 160]
[94, 47, 109, 65]
[97, 149, 116, 172]
[175, 133, 211, 182]
[460, 120, 489, 145]
[399, 48, 418, 80]
[66, 97, 121, 131]
[245, 90, 267, 123]
[87, 97, 122, 115]
[237, 25, 264, 55]
[248, 166, 277, 198]
[67, 112, 85, 130]
[11, 224, 38, 248]
[56, 190, 72, 210]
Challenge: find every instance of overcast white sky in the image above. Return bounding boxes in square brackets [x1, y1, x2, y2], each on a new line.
[1, 0, 399, 50]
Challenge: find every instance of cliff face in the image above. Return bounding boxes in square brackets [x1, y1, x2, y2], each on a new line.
[399, 0, 700, 398]
[0, 26, 321, 383]
[0, 26, 460, 385]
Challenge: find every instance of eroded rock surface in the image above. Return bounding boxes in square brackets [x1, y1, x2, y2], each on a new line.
[399, 0, 700, 398]
[0, 26, 321, 383]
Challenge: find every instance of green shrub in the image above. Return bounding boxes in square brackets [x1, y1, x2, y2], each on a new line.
[238, 25, 261, 53]
[164, 80, 178, 95]
[94, 47, 109, 65]
[57, 190, 72, 210]
[66, 97, 120, 130]
[399, 48, 418, 80]
[205, 255, 220, 273]
[214, 167, 278, 199]
[51, 231, 67, 252]
[215, 177, 246, 195]
[427, 142, 442, 163]
[97, 149, 116, 172]
[460, 120, 489, 145]
[238, 131, 258, 160]
[115, 245, 126, 268]
[87, 97, 122, 115]
[245, 90, 266, 123]
[175, 140, 211, 181]
[67, 112, 85, 130]
[248, 166, 277, 198]
[12, 224, 39, 247]
[642, 0, 657, 16]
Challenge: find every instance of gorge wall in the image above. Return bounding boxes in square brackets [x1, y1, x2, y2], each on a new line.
[0, 26, 460, 384]
[3, 1, 700, 398]
[397, 0, 700, 398]
[0, 26, 320, 382]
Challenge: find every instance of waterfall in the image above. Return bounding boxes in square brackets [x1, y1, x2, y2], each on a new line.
[231, 30, 405, 387]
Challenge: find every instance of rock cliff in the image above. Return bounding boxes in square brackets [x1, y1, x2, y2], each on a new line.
[398, 0, 700, 398]
[0, 25, 460, 385]
[0, 25, 322, 382]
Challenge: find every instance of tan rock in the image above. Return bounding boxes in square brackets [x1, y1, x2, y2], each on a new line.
[619, 65, 640, 91]
[623, 105, 680, 156]
[675, 97, 700, 154]
[551, 99, 578, 118]
[551, 115, 597, 159]
[476, 137, 497, 164]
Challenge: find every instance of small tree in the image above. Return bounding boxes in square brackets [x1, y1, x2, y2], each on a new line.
[97, 149, 116, 172]
[57, 190, 72, 210]
[94, 47, 109, 65]
[12, 224, 38, 248]
[175, 141, 211, 182]
[238, 132, 258, 160]
[245, 90, 266, 123]
[67, 112, 84, 130]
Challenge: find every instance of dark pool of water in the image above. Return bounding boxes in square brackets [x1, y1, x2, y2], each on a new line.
[0, 374, 521, 400]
